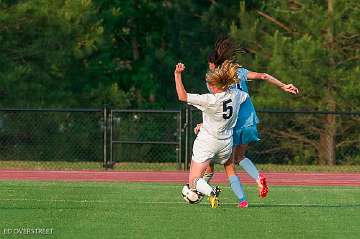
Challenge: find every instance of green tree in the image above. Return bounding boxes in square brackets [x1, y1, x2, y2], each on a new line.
[231, 0, 360, 165]
[0, 0, 129, 108]
[0, 0, 251, 109]
[94, 0, 230, 108]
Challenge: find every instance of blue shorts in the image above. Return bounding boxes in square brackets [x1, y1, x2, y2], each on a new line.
[233, 125, 260, 146]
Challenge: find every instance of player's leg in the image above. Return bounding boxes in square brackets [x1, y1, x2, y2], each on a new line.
[235, 144, 268, 198]
[190, 136, 221, 196]
[188, 160, 212, 195]
[194, 123, 214, 183]
[234, 126, 269, 198]
[234, 144, 259, 180]
[203, 162, 214, 183]
[189, 160, 220, 208]
[223, 159, 248, 208]
[233, 126, 260, 181]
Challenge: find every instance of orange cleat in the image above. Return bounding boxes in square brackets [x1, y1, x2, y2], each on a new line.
[257, 173, 269, 198]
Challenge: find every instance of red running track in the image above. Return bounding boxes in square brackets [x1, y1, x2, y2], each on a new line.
[0, 170, 359, 186]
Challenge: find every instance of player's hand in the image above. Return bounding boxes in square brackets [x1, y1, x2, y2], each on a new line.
[281, 84, 299, 94]
[175, 63, 185, 74]
[194, 123, 203, 135]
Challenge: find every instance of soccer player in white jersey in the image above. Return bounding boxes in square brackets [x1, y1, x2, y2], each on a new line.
[203, 37, 299, 202]
[174, 60, 248, 208]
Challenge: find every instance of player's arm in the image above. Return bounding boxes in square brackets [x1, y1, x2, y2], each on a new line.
[174, 63, 187, 102]
[247, 71, 299, 94]
[174, 62, 210, 109]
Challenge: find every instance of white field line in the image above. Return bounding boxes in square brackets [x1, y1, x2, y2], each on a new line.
[0, 198, 107, 203]
[0, 198, 358, 207]
[0, 185, 359, 190]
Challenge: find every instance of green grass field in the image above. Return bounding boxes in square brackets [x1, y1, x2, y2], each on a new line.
[0, 181, 359, 239]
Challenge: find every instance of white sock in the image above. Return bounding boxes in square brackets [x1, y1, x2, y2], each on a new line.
[239, 158, 259, 181]
[195, 178, 213, 196]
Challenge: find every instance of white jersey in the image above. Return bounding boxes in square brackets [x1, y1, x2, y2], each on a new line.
[187, 88, 248, 140]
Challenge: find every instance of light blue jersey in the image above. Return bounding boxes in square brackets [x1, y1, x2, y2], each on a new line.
[230, 68, 260, 145]
[230, 68, 259, 128]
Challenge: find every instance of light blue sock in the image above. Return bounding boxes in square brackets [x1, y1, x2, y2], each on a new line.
[229, 175, 247, 202]
[240, 158, 259, 181]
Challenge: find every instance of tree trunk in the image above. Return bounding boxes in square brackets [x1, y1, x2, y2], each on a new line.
[131, 37, 139, 60]
[318, 0, 336, 165]
[319, 110, 336, 165]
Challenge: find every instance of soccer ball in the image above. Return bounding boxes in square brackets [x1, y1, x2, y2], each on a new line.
[181, 184, 204, 204]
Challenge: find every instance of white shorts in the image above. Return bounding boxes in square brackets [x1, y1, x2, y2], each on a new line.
[191, 132, 233, 165]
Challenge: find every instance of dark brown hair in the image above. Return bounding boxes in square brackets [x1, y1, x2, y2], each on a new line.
[208, 36, 247, 67]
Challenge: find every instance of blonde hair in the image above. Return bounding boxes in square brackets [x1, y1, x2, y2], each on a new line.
[206, 60, 240, 90]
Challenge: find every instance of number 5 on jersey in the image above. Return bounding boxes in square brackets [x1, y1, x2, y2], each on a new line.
[222, 99, 233, 119]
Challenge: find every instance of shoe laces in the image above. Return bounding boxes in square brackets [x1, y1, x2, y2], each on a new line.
[211, 186, 221, 197]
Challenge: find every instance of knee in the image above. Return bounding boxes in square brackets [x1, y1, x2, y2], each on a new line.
[234, 155, 246, 164]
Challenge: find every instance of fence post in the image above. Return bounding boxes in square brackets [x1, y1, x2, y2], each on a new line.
[184, 105, 191, 171]
[103, 105, 114, 170]
[109, 107, 114, 169]
[177, 110, 182, 170]
[103, 105, 108, 169]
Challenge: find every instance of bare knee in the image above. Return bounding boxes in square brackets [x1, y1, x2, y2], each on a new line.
[238, 156, 246, 162]
[233, 152, 246, 164]
[233, 145, 247, 163]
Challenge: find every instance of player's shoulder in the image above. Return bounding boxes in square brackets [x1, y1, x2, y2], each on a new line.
[188, 92, 213, 99]
[237, 66, 249, 72]
[199, 92, 218, 103]
[237, 67, 249, 77]
[226, 88, 241, 97]
[230, 88, 248, 101]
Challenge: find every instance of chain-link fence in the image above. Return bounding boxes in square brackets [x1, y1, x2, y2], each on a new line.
[0, 108, 105, 170]
[0, 107, 359, 171]
[189, 108, 360, 171]
[109, 109, 182, 170]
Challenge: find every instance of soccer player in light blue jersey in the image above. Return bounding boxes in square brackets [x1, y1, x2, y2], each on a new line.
[202, 37, 299, 206]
